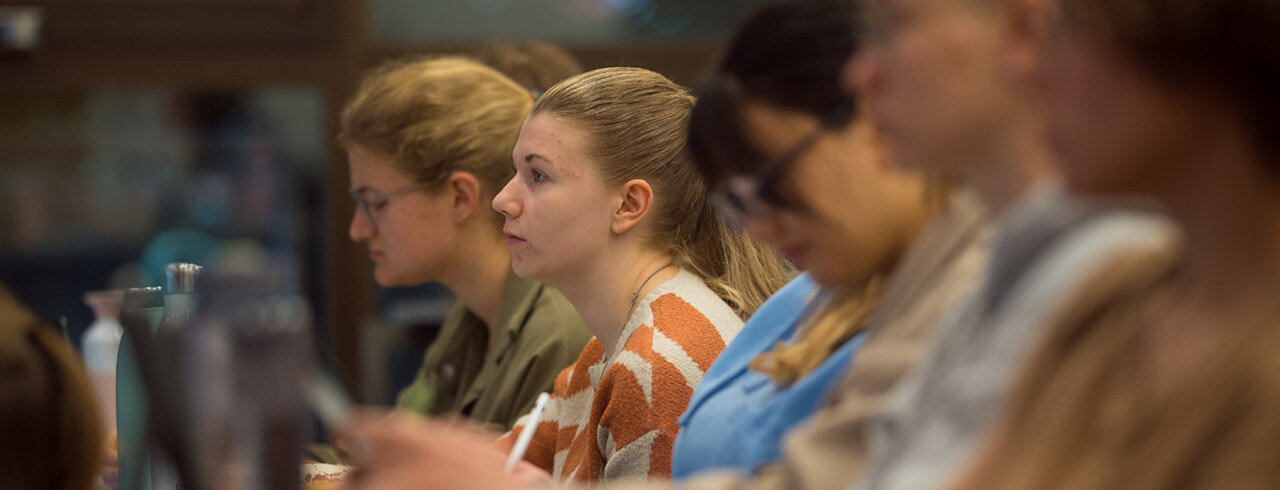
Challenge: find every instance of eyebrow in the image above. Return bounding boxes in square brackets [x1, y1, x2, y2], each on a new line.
[525, 153, 550, 164]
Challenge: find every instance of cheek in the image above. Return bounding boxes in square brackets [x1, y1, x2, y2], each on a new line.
[379, 206, 456, 283]
[803, 224, 866, 286]
[1047, 48, 1169, 193]
[520, 194, 611, 266]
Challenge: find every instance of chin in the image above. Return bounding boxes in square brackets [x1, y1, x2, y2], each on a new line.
[807, 269, 843, 288]
[1061, 158, 1139, 196]
[372, 275, 401, 288]
[509, 257, 537, 280]
[373, 269, 418, 289]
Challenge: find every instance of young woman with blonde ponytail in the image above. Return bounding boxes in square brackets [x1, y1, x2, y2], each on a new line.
[485, 66, 793, 483]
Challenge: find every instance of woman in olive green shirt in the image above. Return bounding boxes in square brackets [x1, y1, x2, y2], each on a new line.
[343, 57, 591, 429]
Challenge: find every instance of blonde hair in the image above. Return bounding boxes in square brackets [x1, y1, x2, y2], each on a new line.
[0, 285, 103, 490]
[339, 56, 535, 226]
[750, 278, 882, 386]
[748, 177, 950, 386]
[533, 67, 794, 318]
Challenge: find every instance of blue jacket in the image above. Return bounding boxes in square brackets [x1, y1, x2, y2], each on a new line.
[672, 273, 867, 479]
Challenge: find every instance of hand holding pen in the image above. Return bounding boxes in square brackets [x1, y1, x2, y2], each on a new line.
[339, 411, 550, 490]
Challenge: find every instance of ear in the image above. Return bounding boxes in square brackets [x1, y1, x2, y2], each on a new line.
[1004, 0, 1051, 85]
[842, 49, 879, 101]
[611, 179, 654, 235]
[446, 171, 483, 223]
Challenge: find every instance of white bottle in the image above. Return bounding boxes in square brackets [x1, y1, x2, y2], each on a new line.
[83, 289, 125, 431]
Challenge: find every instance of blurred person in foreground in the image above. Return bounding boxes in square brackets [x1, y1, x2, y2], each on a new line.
[949, 0, 1280, 488]
[838, 0, 1174, 487]
[671, 0, 942, 479]
[0, 283, 104, 490]
[337, 56, 592, 446]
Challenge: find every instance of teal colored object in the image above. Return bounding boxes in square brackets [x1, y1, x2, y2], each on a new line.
[117, 304, 163, 490]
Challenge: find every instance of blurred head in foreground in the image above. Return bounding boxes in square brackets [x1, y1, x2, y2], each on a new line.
[0, 284, 102, 490]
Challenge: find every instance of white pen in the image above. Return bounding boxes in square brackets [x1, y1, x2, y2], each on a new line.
[504, 392, 552, 474]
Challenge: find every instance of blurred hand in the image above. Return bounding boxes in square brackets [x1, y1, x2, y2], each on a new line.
[100, 430, 119, 490]
[339, 411, 535, 490]
[509, 459, 553, 486]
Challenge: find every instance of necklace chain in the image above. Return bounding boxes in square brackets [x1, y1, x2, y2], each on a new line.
[627, 263, 674, 321]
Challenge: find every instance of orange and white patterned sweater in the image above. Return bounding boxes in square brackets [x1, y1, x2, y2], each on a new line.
[495, 269, 745, 483]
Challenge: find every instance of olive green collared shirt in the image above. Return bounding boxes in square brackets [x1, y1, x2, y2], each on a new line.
[395, 269, 591, 430]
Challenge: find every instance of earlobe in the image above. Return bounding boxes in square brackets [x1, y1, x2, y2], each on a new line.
[448, 171, 482, 222]
[611, 179, 654, 235]
[1005, 0, 1050, 83]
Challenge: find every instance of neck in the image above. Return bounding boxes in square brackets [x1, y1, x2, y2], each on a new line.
[553, 246, 677, 354]
[438, 226, 512, 339]
[964, 111, 1058, 214]
[1158, 138, 1280, 316]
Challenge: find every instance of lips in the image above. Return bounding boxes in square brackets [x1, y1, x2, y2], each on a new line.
[504, 232, 527, 247]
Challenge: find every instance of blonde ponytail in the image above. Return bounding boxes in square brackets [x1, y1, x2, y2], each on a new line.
[534, 67, 793, 318]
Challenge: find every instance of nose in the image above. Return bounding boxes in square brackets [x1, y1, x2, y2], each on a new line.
[349, 204, 374, 242]
[492, 176, 522, 219]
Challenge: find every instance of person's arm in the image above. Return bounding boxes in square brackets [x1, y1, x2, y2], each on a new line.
[342, 413, 533, 490]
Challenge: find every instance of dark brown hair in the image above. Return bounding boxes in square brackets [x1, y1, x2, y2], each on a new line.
[688, 0, 860, 190]
[1059, 0, 1280, 174]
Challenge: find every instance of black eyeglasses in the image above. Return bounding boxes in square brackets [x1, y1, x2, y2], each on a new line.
[709, 100, 855, 227]
[350, 183, 431, 234]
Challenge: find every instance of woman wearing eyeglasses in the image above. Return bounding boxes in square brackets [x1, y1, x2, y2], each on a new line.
[666, 0, 943, 479]
[340, 57, 591, 437]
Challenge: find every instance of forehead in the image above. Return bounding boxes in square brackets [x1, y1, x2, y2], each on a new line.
[513, 113, 599, 175]
[348, 144, 413, 183]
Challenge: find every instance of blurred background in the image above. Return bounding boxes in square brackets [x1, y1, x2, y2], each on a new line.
[0, 0, 758, 405]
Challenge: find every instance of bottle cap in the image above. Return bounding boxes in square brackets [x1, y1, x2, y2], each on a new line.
[165, 263, 204, 294]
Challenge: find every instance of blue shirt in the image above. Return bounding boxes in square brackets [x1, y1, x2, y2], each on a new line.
[672, 272, 868, 479]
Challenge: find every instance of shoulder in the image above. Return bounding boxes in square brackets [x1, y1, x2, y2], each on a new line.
[749, 273, 819, 326]
[1004, 210, 1177, 323]
[644, 270, 744, 342]
[718, 273, 819, 358]
[517, 284, 592, 346]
